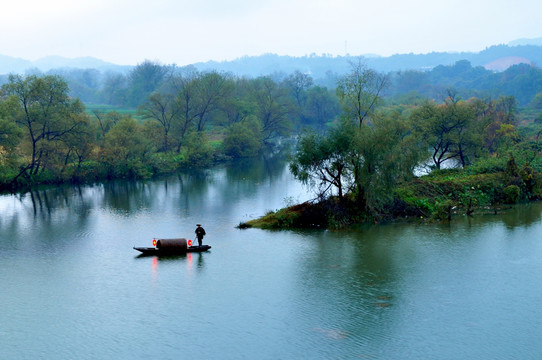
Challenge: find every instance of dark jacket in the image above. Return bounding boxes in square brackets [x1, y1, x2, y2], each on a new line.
[195, 226, 206, 239]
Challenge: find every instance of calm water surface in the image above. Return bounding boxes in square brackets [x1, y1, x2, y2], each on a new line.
[1, 156, 542, 359]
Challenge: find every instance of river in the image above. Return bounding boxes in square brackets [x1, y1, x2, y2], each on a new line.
[1, 154, 542, 359]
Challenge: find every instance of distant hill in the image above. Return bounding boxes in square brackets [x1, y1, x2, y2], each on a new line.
[0, 54, 33, 73]
[507, 37, 542, 46]
[193, 44, 542, 81]
[1, 39, 541, 79]
[484, 56, 532, 72]
[32, 56, 131, 73]
[0, 55, 130, 74]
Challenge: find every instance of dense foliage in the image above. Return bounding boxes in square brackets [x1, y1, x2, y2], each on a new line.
[244, 62, 542, 229]
[0, 69, 340, 192]
[3, 58, 542, 231]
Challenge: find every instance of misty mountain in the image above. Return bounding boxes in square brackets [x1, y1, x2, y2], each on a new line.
[0, 38, 541, 80]
[507, 38, 542, 46]
[0, 55, 130, 74]
[193, 42, 542, 80]
[32, 56, 131, 73]
[0, 54, 33, 73]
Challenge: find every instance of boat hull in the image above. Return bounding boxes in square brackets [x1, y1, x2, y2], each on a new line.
[134, 245, 211, 256]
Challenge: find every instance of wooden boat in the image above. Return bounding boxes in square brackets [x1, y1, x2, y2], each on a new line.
[134, 245, 211, 256]
[134, 238, 211, 256]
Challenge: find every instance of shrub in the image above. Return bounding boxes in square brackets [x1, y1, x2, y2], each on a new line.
[468, 157, 506, 175]
[0, 165, 17, 184]
[182, 132, 214, 167]
[222, 117, 263, 158]
[149, 152, 184, 174]
[503, 185, 521, 203]
[127, 159, 153, 179]
[432, 199, 454, 220]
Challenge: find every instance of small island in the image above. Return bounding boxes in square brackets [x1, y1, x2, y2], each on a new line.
[242, 155, 538, 229]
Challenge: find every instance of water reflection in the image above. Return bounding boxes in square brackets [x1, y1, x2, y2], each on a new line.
[0, 153, 301, 240]
[292, 228, 400, 349]
[0, 186, 96, 251]
[499, 201, 542, 229]
[136, 251, 207, 269]
[225, 152, 288, 183]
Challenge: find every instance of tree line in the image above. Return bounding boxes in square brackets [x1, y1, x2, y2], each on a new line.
[0, 68, 340, 191]
[388, 59, 542, 107]
[4, 55, 542, 110]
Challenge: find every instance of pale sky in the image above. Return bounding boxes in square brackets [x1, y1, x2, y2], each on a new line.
[1, 0, 541, 66]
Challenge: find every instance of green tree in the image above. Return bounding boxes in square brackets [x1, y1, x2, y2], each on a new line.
[0, 116, 22, 170]
[283, 70, 313, 108]
[290, 120, 355, 199]
[102, 117, 154, 178]
[410, 99, 480, 169]
[444, 99, 478, 167]
[100, 73, 127, 105]
[336, 59, 389, 127]
[495, 95, 518, 125]
[0, 115, 22, 154]
[139, 91, 181, 152]
[250, 76, 294, 143]
[170, 68, 200, 151]
[290, 114, 420, 213]
[282, 70, 314, 126]
[58, 114, 94, 175]
[221, 77, 256, 125]
[350, 113, 421, 212]
[529, 92, 542, 110]
[92, 110, 124, 145]
[304, 86, 340, 128]
[1, 74, 89, 180]
[127, 60, 170, 107]
[223, 116, 263, 158]
[193, 71, 233, 132]
[181, 131, 214, 166]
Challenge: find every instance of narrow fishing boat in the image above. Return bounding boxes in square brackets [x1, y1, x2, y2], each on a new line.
[134, 238, 211, 256]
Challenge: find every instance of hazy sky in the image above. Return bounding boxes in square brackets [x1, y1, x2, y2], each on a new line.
[1, 0, 541, 65]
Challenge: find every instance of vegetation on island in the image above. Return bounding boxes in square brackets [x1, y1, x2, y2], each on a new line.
[242, 61, 542, 229]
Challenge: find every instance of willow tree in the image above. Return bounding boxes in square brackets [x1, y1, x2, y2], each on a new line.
[290, 115, 421, 214]
[350, 113, 421, 213]
[290, 120, 355, 200]
[291, 60, 420, 217]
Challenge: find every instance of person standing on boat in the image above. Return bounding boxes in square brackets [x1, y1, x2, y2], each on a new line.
[195, 224, 206, 247]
